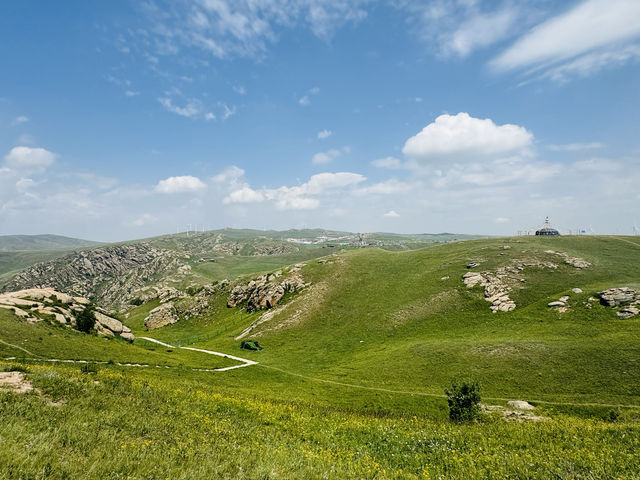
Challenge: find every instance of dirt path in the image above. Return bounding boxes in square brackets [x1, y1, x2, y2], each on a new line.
[137, 336, 258, 372]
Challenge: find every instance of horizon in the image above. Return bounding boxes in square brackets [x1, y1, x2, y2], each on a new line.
[1, 0, 639, 241]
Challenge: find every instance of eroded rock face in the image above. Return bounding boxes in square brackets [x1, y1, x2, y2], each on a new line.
[144, 303, 179, 331]
[227, 265, 309, 313]
[1, 244, 189, 309]
[0, 288, 133, 339]
[544, 250, 591, 269]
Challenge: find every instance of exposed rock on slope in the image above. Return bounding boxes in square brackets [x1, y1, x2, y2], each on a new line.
[142, 281, 229, 331]
[598, 287, 640, 318]
[0, 288, 133, 339]
[2, 244, 188, 309]
[462, 253, 589, 313]
[228, 264, 309, 313]
[144, 303, 179, 331]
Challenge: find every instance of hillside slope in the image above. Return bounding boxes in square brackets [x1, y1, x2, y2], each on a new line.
[133, 235, 640, 411]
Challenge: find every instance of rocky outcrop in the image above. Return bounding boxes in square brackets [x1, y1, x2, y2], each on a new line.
[598, 287, 640, 319]
[544, 250, 591, 269]
[462, 253, 591, 313]
[144, 303, 179, 331]
[1, 244, 188, 310]
[0, 288, 133, 339]
[227, 265, 309, 313]
[462, 271, 516, 313]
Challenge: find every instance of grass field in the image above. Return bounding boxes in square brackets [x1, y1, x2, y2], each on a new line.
[2, 235, 640, 478]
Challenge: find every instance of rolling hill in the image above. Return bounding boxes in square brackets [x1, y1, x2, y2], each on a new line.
[2, 234, 640, 478]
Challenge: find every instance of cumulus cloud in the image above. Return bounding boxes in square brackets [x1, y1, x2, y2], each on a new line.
[402, 113, 533, 163]
[224, 172, 366, 210]
[3, 146, 57, 173]
[298, 96, 310, 106]
[223, 186, 264, 204]
[495, 217, 510, 223]
[125, 90, 140, 97]
[383, 210, 400, 217]
[317, 129, 332, 139]
[491, 0, 640, 81]
[155, 175, 206, 194]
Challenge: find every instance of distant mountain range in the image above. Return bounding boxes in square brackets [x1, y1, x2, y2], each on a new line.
[0, 234, 100, 252]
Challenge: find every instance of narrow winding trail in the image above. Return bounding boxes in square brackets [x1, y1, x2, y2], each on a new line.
[137, 336, 258, 372]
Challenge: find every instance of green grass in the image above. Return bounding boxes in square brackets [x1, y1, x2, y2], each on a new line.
[3, 235, 640, 478]
[1, 361, 640, 479]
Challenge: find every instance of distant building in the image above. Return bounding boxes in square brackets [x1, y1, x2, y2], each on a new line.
[535, 217, 560, 236]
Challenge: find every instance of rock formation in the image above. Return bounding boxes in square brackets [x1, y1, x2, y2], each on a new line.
[1, 244, 189, 310]
[227, 265, 309, 313]
[598, 287, 640, 318]
[0, 288, 133, 340]
[144, 303, 179, 331]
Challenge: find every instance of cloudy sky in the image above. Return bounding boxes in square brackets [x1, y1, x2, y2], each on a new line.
[1, 0, 639, 241]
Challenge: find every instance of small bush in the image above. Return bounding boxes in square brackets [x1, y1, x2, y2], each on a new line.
[129, 298, 143, 306]
[80, 363, 99, 374]
[446, 379, 481, 422]
[605, 409, 621, 422]
[75, 306, 96, 333]
[3, 365, 29, 373]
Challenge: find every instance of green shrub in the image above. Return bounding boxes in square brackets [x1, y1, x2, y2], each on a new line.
[75, 306, 96, 333]
[80, 363, 99, 374]
[445, 379, 481, 422]
[129, 298, 143, 306]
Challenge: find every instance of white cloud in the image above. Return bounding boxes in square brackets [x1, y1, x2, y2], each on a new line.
[317, 129, 332, 139]
[548, 142, 604, 151]
[125, 90, 140, 97]
[205, 112, 216, 121]
[356, 179, 411, 196]
[298, 95, 310, 106]
[309, 87, 320, 95]
[224, 172, 366, 210]
[312, 148, 341, 165]
[372, 156, 403, 169]
[402, 113, 533, 163]
[158, 97, 203, 118]
[495, 217, 510, 223]
[444, 7, 520, 58]
[383, 210, 400, 217]
[155, 175, 206, 194]
[220, 103, 236, 120]
[399, 2, 524, 58]
[223, 186, 265, 204]
[12, 115, 29, 125]
[138, 1, 367, 62]
[3, 146, 57, 172]
[233, 85, 246, 95]
[491, 0, 640, 80]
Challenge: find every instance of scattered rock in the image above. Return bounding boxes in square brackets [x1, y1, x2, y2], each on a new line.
[466, 261, 481, 269]
[144, 303, 179, 331]
[559, 296, 570, 303]
[440, 275, 450, 281]
[618, 307, 640, 319]
[0, 371, 34, 394]
[507, 400, 535, 410]
[548, 301, 565, 308]
[572, 288, 583, 294]
[544, 250, 591, 269]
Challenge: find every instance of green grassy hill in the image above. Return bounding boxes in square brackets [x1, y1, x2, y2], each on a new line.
[2, 235, 640, 478]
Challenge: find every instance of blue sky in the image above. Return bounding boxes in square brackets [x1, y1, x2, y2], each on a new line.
[1, 0, 639, 241]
